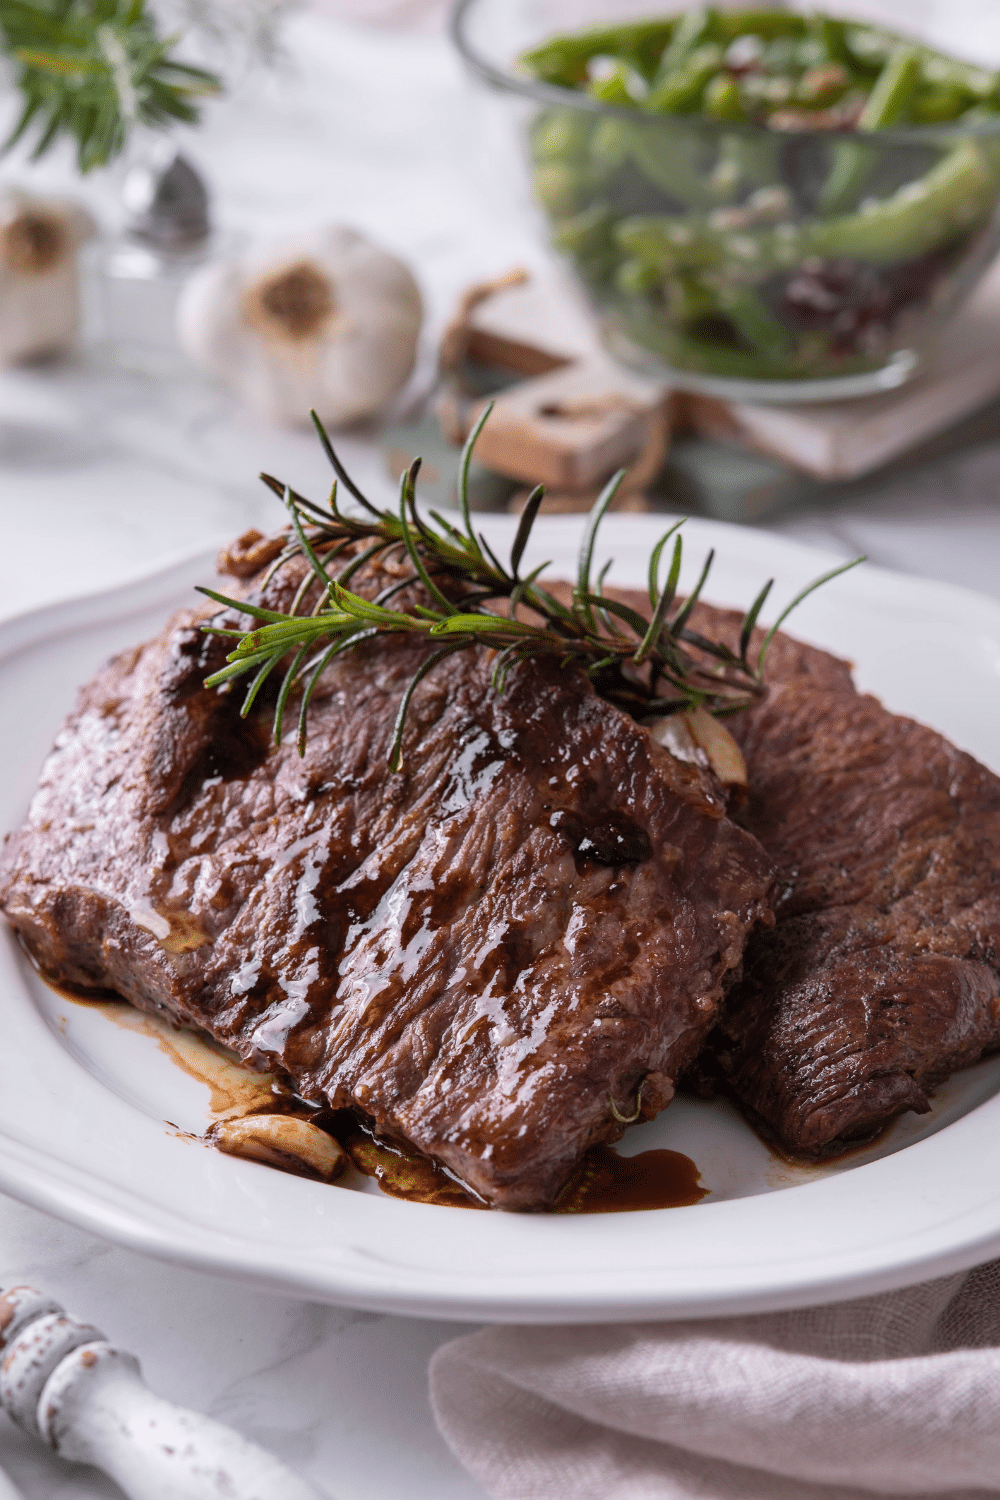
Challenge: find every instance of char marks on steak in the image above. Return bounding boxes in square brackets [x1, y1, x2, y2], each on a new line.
[0, 549, 775, 1210]
[630, 591, 1000, 1159]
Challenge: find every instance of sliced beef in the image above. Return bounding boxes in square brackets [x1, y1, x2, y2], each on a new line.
[0, 550, 774, 1210]
[614, 588, 1000, 1158]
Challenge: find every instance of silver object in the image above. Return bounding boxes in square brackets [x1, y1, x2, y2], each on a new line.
[122, 148, 211, 251]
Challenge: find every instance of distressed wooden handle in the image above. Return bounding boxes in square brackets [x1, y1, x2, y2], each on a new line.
[0, 1287, 326, 1500]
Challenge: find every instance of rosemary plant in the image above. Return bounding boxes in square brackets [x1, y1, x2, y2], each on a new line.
[198, 407, 862, 770]
[1, 0, 221, 172]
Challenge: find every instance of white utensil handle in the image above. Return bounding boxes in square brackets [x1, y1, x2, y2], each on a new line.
[0, 1466, 24, 1500]
[40, 1342, 325, 1500]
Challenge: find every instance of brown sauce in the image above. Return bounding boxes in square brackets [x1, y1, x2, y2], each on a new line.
[48, 975, 707, 1212]
[328, 1111, 707, 1213]
[556, 1143, 707, 1212]
[329, 1112, 487, 1209]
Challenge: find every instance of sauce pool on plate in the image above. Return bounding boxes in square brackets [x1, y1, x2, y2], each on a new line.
[47, 975, 708, 1212]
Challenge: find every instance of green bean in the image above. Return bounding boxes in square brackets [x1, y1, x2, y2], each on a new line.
[857, 46, 922, 130]
[615, 214, 729, 274]
[615, 257, 662, 295]
[646, 44, 723, 114]
[654, 4, 717, 74]
[921, 53, 999, 101]
[704, 73, 746, 121]
[715, 10, 806, 43]
[521, 20, 677, 88]
[714, 284, 794, 357]
[589, 117, 631, 176]
[533, 161, 586, 218]
[529, 111, 594, 216]
[910, 84, 975, 125]
[820, 47, 921, 212]
[613, 304, 818, 380]
[552, 202, 620, 286]
[588, 63, 637, 108]
[808, 138, 996, 261]
[627, 121, 726, 207]
[618, 137, 996, 277]
[816, 17, 853, 70]
[817, 143, 873, 215]
[530, 109, 592, 164]
[522, 8, 1000, 386]
[666, 272, 718, 321]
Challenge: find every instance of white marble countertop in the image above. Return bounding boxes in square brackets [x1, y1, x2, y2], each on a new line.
[3, 5, 1000, 1497]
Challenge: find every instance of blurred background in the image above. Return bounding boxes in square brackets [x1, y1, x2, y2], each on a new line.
[3, 0, 1000, 614]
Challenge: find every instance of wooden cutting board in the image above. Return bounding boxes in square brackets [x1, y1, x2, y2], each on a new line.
[465, 260, 1000, 483]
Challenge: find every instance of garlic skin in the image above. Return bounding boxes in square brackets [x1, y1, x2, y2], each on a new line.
[648, 707, 748, 794]
[211, 1113, 347, 1180]
[0, 190, 94, 365]
[176, 224, 423, 426]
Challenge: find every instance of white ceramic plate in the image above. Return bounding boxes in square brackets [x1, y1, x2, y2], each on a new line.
[3, 513, 1000, 1323]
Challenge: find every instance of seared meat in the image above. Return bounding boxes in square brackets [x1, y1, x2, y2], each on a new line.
[0, 551, 774, 1210]
[620, 590, 1000, 1159]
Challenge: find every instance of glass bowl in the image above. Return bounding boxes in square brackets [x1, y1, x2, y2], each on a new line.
[451, 0, 1000, 402]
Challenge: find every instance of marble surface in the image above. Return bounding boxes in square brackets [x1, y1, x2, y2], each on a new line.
[3, 4, 1000, 1497]
[0, 1198, 481, 1499]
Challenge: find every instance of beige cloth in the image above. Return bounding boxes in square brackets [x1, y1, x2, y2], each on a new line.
[430, 1263, 1000, 1500]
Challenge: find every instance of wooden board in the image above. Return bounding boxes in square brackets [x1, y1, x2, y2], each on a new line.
[466, 261, 1000, 483]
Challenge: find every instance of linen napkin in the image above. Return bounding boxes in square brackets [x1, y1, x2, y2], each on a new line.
[430, 1261, 1000, 1499]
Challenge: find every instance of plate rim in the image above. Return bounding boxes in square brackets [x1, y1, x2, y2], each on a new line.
[3, 518, 1000, 1323]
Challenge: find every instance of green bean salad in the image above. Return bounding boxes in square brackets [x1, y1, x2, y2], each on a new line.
[520, 9, 1000, 385]
[522, 10, 1000, 130]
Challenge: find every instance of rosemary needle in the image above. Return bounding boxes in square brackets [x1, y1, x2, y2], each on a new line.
[198, 406, 863, 767]
[1, 0, 221, 172]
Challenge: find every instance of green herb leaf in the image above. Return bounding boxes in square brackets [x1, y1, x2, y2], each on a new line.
[0, 0, 221, 171]
[197, 412, 862, 763]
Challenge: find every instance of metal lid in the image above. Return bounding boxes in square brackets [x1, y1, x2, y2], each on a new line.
[123, 150, 211, 250]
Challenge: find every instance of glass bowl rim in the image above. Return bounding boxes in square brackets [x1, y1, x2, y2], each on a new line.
[449, 0, 1000, 147]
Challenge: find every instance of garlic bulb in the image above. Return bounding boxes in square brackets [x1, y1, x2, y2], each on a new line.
[176, 224, 423, 426]
[0, 190, 94, 365]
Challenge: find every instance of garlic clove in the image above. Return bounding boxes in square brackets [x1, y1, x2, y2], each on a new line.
[176, 223, 422, 427]
[210, 1113, 347, 1180]
[0, 190, 95, 365]
[648, 706, 748, 793]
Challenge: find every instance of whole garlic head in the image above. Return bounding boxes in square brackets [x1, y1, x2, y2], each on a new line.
[176, 224, 423, 426]
[0, 189, 95, 365]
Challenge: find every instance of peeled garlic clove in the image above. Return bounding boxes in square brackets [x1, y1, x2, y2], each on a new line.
[176, 224, 422, 426]
[648, 706, 748, 793]
[211, 1114, 346, 1180]
[0, 190, 95, 365]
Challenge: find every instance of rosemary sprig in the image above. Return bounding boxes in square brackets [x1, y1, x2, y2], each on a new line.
[198, 407, 863, 770]
[1, 0, 221, 172]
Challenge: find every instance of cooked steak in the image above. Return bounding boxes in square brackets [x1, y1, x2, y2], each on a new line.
[0, 549, 774, 1210]
[619, 589, 1000, 1159]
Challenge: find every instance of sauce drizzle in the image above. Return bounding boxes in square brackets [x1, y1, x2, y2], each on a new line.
[557, 1143, 707, 1213]
[48, 978, 708, 1212]
[332, 1112, 707, 1213]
